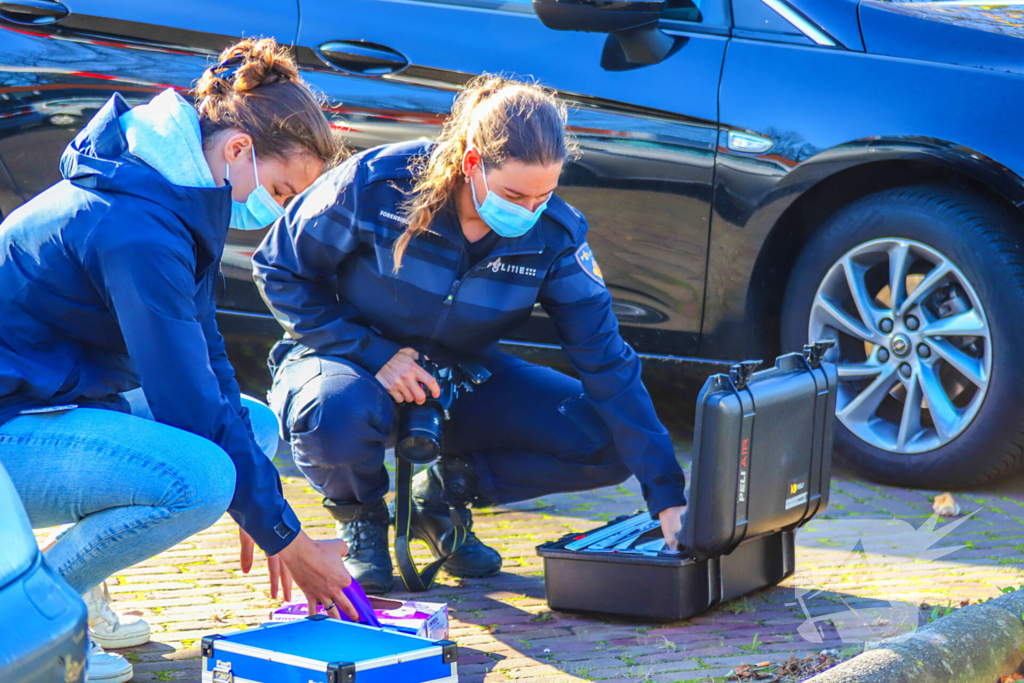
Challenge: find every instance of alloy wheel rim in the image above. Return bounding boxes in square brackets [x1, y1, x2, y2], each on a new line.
[808, 238, 991, 454]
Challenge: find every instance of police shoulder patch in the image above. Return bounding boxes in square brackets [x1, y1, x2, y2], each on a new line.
[574, 242, 605, 285]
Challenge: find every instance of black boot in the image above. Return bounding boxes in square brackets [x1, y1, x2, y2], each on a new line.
[323, 498, 393, 594]
[409, 457, 502, 578]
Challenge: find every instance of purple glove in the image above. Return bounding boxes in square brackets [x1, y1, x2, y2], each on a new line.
[341, 579, 382, 627]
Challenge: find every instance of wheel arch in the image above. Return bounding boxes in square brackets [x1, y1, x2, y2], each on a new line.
[747, 142, 1024, 360]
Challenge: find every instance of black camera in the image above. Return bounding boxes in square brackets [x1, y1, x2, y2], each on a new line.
[395, 359, 491, 464]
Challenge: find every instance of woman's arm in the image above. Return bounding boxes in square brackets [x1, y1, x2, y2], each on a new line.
[253, 161, 402, 375]
[89, 224, 300, 555]
[538, 234, 688, 520]
[201, 298, 246, 414]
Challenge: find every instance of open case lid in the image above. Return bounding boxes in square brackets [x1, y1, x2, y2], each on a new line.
[679, 342, 837, 560]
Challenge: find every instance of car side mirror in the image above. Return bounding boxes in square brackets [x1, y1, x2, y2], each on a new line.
[532, 0, 674, 66]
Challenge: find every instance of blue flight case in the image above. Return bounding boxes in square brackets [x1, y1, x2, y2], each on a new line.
[201, 615, 458, 683]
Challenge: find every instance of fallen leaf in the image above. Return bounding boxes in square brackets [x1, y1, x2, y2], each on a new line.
[932, 492, 960, 517]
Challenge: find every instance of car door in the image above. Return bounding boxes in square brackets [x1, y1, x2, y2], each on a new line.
[278, 0, 729, 357]
[0, 1, 299, 216]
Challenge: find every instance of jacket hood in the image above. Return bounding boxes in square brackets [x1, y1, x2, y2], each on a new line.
[860, 1, 1024, 76]
[119, 88, 218, 189]
[59, 92, 232, 258]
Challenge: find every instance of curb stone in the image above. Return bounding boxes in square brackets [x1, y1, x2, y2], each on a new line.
[805, 587, 1024, 682]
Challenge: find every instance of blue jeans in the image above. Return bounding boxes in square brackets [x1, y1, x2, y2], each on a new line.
[0, 394, 278, 595]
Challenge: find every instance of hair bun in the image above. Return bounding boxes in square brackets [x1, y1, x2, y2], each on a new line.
[196, 37, 299, 102]
[230, 38, 299, 92]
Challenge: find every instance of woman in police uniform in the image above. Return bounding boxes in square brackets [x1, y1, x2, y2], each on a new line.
[253, 75, 688, 593]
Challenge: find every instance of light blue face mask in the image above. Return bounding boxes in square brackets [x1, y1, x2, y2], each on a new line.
[470, 159, 549, 238]
[226, 146, 286, 231]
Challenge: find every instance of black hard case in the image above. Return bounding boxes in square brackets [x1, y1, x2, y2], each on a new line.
[536, 349, 838, 621]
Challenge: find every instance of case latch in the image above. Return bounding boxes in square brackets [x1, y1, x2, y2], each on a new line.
[728, 360, 761, 390]
[802, 339, 836, 368]
[212, 661, 233, 683]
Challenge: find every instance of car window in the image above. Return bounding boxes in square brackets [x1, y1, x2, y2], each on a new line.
[664, 0, 702, 21]
[493, 0, 704, 21]
[406, 0, 728, 25]
[732, 0, 801, 34]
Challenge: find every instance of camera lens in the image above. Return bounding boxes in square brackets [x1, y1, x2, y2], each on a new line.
[396, 403, 444, 464]
[398, 435, 439, 463]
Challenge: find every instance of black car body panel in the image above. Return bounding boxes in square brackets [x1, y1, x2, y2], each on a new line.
[709, 34, 1024, 360]
[2, 0, 1023, 414]
[860, 1, 1024, 74]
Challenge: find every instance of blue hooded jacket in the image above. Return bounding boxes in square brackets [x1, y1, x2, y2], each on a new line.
[0, 92, 300, 554]
[253, 140, 688, 515]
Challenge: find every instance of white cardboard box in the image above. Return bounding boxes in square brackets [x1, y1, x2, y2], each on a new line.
[269, 597, 450, 640]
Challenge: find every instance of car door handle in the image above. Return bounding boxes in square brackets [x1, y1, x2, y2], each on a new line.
[0, 0, 69, 25]
[317, 41, 409, 76]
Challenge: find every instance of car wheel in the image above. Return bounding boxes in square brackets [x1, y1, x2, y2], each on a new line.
[781, 185, 1024, 488]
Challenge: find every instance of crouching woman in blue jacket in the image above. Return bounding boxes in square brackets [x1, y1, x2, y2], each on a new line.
[0, 38, 360, 682]
[254, 75, 688, 594]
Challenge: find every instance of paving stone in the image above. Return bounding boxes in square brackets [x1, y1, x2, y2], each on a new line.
[833, 481, 885, 501]
[75, 449, 1024, 683]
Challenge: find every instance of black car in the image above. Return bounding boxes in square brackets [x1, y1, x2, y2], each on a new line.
[1, 0, 1022, 490]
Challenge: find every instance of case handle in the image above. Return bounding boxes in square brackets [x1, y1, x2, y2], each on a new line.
[728, 360, 761, 390]
[802, 339, 836, 368]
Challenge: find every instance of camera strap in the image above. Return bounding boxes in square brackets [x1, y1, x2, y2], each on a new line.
[393, 457, 468, 592]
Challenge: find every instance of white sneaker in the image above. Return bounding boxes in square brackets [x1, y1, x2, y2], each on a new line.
[84, 582, 151, 649]
[86, 639, 133, 683]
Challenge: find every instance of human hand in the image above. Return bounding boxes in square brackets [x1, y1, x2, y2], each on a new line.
[375, 348, 441, 405]
[658, 505, 688, 551]
[238, 526, 294, 601]
[277, 531, 360, 621]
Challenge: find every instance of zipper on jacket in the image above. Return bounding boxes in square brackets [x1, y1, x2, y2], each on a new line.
[433, 247, 543, 338]
[443, 278, 462, 307]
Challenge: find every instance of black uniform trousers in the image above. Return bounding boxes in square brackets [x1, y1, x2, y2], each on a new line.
[267, 348, 633, 505]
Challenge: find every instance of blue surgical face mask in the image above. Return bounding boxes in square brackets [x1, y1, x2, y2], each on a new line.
[470, 159, 549, 238]
[226, 146, 286, 231]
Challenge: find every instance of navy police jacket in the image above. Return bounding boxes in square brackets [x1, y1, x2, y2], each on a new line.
[0, 94, 300, 554]
[253, 140, 687, 515]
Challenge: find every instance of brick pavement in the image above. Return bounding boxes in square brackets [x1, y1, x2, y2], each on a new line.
[41, 449, 1024, 683]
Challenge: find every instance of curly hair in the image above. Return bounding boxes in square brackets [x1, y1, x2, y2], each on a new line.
[193, 37, 341, 168]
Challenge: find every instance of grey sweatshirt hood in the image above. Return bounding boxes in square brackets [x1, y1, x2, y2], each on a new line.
[118, 88, 217, 189]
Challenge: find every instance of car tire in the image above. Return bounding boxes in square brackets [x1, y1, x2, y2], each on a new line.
[781, 185, 1024, 489]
